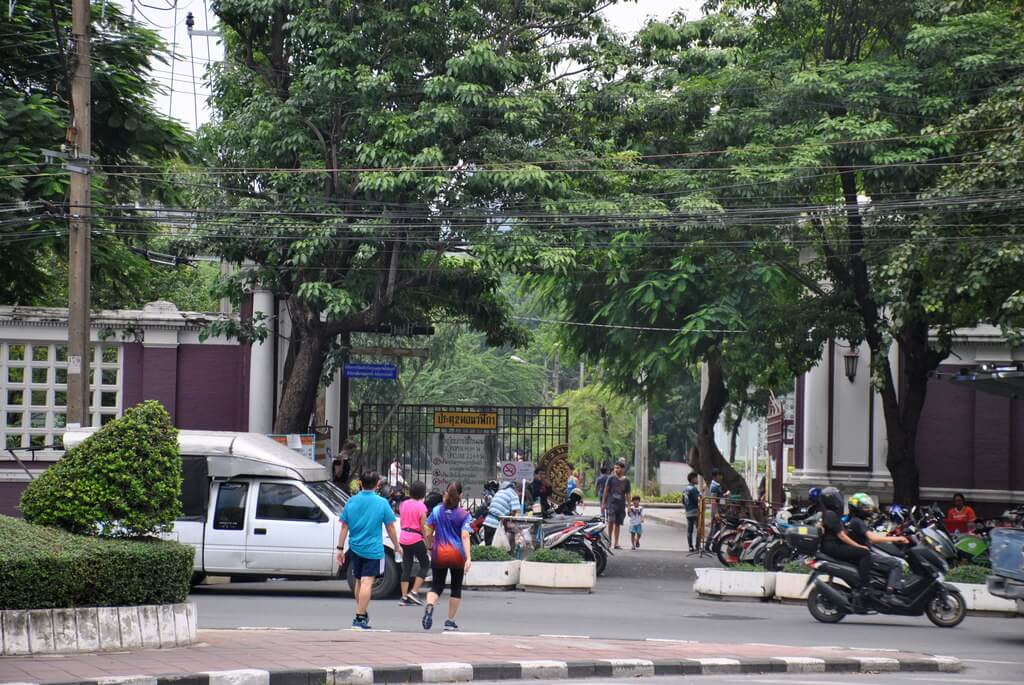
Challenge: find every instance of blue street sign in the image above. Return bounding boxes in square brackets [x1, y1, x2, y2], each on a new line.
[343, 362, 398, 380]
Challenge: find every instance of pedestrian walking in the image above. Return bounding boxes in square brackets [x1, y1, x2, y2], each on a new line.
[336, 470, 401, 630]
[398, 481, 430, 606]
[422, 482, 473, 632]
[627, 495, 644, 550]
[684, 471, 701, 551]
[601, 461, 631, 549]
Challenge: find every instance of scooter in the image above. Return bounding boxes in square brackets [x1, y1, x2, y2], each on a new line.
[804, 524, 966, 628]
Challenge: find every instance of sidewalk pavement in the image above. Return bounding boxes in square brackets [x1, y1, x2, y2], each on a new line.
[643, 506, 689, 530]
[0, 628, 961, 685]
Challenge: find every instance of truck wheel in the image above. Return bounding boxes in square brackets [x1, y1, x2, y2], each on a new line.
[347, 552, 400, 599]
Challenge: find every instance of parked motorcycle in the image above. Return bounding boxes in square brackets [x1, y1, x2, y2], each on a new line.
[542, 516, 611, 576]
[804, 521, 965, 628]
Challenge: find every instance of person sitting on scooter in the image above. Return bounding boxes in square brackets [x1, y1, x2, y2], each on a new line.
[846, 492, 910, 594]
[819, 487, 874, 608]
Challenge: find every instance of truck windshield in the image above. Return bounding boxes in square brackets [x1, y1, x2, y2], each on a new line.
[308, 481, 348, 515]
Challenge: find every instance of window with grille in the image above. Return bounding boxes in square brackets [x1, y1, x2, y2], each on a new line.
[0, 342, 123, 454]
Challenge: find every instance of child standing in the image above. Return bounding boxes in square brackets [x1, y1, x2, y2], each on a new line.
[627, 496, 644, 550]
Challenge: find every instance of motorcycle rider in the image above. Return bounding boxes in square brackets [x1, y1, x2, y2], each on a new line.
[819, 486, 874, 610]
[846, 492, 910, 595]
[806, 487, 822, 515]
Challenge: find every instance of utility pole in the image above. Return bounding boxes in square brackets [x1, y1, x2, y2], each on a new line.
[67, 0, 92, 426]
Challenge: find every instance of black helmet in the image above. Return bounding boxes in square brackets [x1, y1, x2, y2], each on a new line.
[819, 487, 844, 513]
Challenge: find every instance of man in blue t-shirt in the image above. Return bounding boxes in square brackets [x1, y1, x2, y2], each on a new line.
[337, 470, 400, 630]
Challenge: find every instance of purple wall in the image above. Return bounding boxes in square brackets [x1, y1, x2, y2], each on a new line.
[122, 342, 248, 431]
[176, 345, 247, 430]
[917, 365, 1024, 495]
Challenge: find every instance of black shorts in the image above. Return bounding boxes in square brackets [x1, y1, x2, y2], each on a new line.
[349, 553, 385, 579]
[401, 541, 430, 582]
[609, 507, 626, 526]
[430, 565, 465, 599]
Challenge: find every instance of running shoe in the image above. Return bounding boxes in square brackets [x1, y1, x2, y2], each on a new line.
[407, 591, 424, 606]
[422, 605, 434, 630]
[351, 616, 371, 630]
[398, 596, 416, 607]
[443, 620, 459, 632]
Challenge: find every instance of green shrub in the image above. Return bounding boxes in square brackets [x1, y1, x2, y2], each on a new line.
[471, 545, 514, 562]
[526, 548, 584, 564]
[730, 562, 766, 572]
[20, 400, 182, 537]
[783, 560, 811, 574]
[645, 492, 683, 504]
[947, 564, 989, 585]
[0, 515, 194, 609]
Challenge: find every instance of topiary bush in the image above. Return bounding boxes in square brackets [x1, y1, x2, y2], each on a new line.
[20, 400, 182, 537]
[471, 545, 514, 562]
[782, 560, 811, 574]
[0, 515, 193, 609]
[526, 548, 584, 564]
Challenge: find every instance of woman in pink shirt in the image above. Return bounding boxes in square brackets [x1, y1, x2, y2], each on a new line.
[398, 481, 430, 606]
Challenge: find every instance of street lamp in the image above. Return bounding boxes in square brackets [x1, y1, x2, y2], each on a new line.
[843, 346, 860, 382]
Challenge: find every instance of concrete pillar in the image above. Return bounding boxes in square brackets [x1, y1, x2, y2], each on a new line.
[247, 290, 275, 434]
[325, 363, 342, 457]
[801, 352, 831, 478]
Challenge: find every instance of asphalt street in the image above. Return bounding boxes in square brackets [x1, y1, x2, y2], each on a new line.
[189, 515, 1024, 684]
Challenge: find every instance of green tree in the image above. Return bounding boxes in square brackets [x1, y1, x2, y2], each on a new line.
[555, 384, 637, 478]
[660, 0, 1024, 503]
[192, 0, 612, 432]
[0, 1, 191, 307]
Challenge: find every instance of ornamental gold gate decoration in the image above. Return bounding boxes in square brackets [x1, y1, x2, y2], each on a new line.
[357, 404, 569, 500]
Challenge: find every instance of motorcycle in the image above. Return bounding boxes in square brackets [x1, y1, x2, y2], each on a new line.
[542, 516, 611, 576]
[804, 522, 966, 628]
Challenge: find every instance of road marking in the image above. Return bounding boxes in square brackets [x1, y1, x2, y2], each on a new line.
[235, 626, 291, 630]
[645, 637, 697, 643]
[908, 679, 1021, 685]
[441, 631, 491, 636]
[541, 633, 590, 639]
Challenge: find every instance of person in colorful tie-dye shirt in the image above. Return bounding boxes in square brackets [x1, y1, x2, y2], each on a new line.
[421, 482, 473, 631]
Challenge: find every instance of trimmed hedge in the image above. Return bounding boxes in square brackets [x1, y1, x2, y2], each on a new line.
[20, 400, 182, 537]
[948, 564, 989, 585]
[0, 515, 194, 609]
[471, 545, 513, 562]
[526, 548, 584, 564]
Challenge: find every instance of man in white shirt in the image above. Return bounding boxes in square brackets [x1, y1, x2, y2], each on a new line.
[388, 457, 405, 487]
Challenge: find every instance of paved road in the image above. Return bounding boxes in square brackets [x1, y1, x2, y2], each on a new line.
[189, 516, 1023, 683]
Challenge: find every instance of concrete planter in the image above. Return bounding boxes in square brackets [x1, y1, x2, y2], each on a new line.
[694, 567, 775, 599]
[518, 561, 596, 592]
[464, 560, 520, 589]
[0, 602, 197, 655]
[952, 583, 1019, 614]
[774, 572, 813, 601]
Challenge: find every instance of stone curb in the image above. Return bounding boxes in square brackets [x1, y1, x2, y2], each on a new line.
[0, 603, 197, 656]
[4, 654, 961, 685]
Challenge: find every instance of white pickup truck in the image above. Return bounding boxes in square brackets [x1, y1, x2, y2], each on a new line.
[62, 428, 400, 598]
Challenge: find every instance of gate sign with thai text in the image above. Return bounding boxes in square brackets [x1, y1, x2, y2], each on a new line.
[430, 433, 494, 496]
[433, 410, 497, 430]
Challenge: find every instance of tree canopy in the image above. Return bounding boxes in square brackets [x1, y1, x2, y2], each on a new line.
[0, 0, 192, 308]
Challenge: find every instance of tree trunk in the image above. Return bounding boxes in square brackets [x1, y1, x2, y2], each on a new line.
[695, 357, 751, 499]
[274, 298, 327, 433]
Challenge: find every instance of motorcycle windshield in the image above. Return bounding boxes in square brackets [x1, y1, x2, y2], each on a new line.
[990, 528, 1024, 582]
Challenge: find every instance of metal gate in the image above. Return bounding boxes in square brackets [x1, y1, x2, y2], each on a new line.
[357, 404, 568, 493]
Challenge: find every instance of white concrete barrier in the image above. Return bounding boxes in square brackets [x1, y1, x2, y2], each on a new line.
[0, 603, 197, 655]
[518, 561, 596, 592]
[694, 567, 775, 598]
[464, 560, 520, 589]
[951, 582, 1019, 614]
